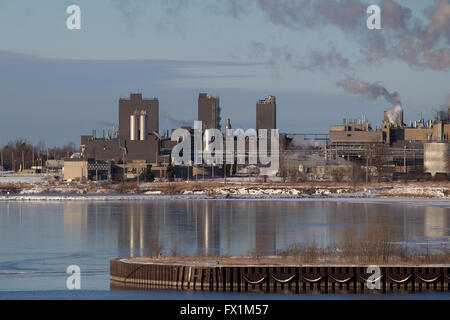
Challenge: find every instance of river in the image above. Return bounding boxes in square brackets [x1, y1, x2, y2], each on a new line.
[0, 199, 448, 299]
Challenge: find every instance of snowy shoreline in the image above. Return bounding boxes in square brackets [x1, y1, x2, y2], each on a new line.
[0, 193, 449, 208]
[1, 175, 450, 207]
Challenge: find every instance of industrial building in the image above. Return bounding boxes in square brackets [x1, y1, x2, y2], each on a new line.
[256, 95, 276, 131]
[63, 158, 112, 181]
[424, 142, 449, 177]
[81, 93, 162, 165]
[78, 93, 170, 180]
[327, 105, 450, 178]
[198, 93, 221, 130]
[66, 88, 450, 182]
[73, 92, 283, 181]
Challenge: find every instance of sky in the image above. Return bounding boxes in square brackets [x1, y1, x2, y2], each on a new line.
[0, 0, 449, 146]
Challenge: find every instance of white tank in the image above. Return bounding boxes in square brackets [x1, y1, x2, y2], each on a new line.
[424, 142, 449, 176]
[130, 114, 137, 141]
[204, 129, 213, 152]
[139, 112, 147, 141]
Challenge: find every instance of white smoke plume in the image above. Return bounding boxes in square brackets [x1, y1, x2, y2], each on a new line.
[337, 77, 402, 106]
[337, 77, 404, 125]
[290, 135, 326, 148]
[385, 104, 403, 125]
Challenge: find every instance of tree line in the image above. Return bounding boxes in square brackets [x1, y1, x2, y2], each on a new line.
[0, 139, 78, 171]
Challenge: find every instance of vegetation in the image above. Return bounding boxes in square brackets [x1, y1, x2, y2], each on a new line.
[330, 168, 345, 182]
[166, 162, 175, 182]
[115, 182, 140, 194]
[143, 165, 155, 182]
[0, 139, 77, 171]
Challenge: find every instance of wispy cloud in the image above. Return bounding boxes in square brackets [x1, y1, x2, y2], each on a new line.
[150, 0, 450, 72]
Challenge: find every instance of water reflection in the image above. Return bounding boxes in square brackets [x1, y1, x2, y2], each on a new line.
[59, 201, 450, 257]
[1, 200, 448, 292]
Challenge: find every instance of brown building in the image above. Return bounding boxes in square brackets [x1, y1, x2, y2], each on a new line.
[256, 95, 276, 131]
[119, 93, 159, 139]
[81, 93, 161, 164]
[198, 93, 221, 130]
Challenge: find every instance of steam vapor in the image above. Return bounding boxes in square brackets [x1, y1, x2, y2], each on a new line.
[337, 77, 401, 106]
[244, 0, 450, 71]
[145, 0, 450, 71]
[337, 76, 403, 125]
[161, 111, 193, 127]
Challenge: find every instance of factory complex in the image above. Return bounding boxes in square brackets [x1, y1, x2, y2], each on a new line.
[33, 92, 450, 182]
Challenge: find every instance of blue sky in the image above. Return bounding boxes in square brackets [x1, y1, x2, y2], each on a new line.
[0, 0, 448, 146]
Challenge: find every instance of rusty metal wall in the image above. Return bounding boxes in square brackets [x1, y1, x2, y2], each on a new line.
[110, 259, 449, 293]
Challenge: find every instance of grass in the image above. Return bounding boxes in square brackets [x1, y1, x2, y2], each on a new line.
[376, 192, 440, 198]
[115, 182, 141, 194]
[0, 183, 34, 194]
[142, 220, 450, 265]
[129, 247, 450, 266]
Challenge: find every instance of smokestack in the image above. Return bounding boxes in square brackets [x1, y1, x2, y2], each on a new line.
[225, 118, 232, 129]
[384, 104, 404, 127]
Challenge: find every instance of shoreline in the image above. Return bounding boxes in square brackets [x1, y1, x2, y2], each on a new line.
[1, 177, 450, 206]
[1, 193, 450, 208]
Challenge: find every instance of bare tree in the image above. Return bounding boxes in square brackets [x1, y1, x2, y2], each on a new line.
[331, 167, 345, 182]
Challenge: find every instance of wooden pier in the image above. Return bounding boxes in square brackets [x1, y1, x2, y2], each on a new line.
[110, 257, 450, 293]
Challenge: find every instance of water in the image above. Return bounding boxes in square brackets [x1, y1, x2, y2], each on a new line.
[0, 199, 449, 299]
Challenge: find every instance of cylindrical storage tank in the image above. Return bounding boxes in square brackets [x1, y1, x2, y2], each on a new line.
[130, 114, 137, 141]
[204, 128, 213, 152]
[424, 142, 449, 176]
[139, 113, 147, 141]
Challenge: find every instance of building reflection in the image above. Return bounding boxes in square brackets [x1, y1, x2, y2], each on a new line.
[62, 200, 449, 258]
[424, 206, 447, 238]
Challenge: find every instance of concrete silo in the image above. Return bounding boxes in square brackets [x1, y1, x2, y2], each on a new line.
[424, 142, 449, 176]
[130, 114, 138, 141]
[139, 111, 147, 141]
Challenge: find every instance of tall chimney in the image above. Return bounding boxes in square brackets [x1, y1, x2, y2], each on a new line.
[225, 118, 232, 129]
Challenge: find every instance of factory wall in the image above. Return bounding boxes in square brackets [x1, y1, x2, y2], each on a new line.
[329, 130, 382, 144]
[404, 128, 433, 142]
[81, 138, 123, 162]
[119, 93, 159, 139]
[82, 137, 160, 163]
[64, 160, 88, 181]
